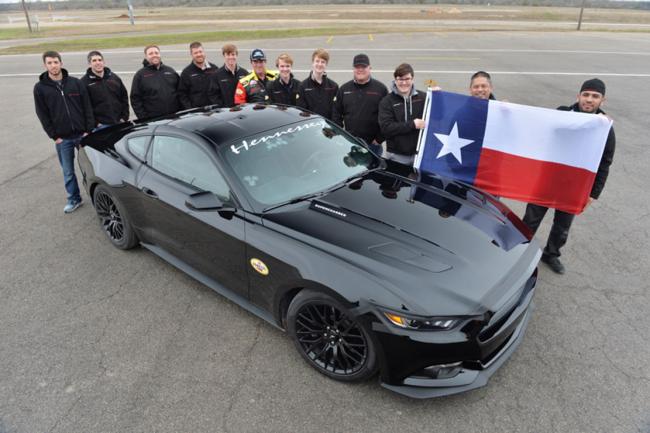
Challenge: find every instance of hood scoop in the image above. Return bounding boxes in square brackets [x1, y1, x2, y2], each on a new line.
[368, 242, 451, 273]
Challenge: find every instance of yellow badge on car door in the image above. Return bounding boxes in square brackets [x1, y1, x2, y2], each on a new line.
[250, 258, 269, 276]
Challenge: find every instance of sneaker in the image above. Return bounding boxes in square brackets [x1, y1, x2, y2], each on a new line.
[64, 200, 83, 214]
[541, 255, 565, 275]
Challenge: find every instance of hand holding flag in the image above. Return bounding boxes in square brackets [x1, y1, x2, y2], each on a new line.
[414, 91, 613, 215]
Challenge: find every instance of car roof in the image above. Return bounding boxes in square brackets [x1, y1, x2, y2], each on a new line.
[165, 104, 318, 145]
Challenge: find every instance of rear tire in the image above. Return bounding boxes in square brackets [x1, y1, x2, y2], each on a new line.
[287, 289, 378, 382]
[93, 185, 138, 250]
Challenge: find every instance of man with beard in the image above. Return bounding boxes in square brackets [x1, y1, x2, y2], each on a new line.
[333, 53, 388, 155]
[233, 48, 278, 105]
[178, 41, 221, 109]
[266, 53, 301, 106]
[81, 50, 129, 128]
[130, 45, 180, 119]
[34, 51, 94, 213]
[298, 48, 338, 119]
[522, 78, 616, 275]
[215, 44, 248, 108]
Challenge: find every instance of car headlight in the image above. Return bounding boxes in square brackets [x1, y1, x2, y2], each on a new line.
[382, 311, 459, 331]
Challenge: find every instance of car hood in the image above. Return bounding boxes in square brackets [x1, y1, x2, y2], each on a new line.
[262, 170, 540, 315]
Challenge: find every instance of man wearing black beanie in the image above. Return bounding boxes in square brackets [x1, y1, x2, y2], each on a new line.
[522, 78, 616, 275]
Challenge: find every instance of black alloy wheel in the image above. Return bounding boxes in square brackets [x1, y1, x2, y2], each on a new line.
[93, 185, 138, 250]
[287, 289, 378, 382]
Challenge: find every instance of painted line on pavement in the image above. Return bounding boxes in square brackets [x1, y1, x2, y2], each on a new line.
[2, 47, 650, 58]
[3, 70, 650, 78]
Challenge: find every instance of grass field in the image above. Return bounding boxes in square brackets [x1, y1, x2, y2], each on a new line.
[0, 27, 389, 55]
[1, 4, 649, 54]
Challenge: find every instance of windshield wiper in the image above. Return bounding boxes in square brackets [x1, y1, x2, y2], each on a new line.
[262, 168, 377, 213]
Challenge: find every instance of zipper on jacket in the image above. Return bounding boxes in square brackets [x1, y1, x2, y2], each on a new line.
[60, 87, 75, 134]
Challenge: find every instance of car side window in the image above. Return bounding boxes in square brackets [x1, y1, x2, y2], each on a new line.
[150, 135, 231, 201]
[127, 135, 150, 162]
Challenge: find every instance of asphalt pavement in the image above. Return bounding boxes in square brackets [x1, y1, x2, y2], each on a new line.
[0, 31, 649, 433]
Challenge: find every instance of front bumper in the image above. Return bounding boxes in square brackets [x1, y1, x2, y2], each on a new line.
[381, 302, 533, 398]
[374, 271, 536, 399]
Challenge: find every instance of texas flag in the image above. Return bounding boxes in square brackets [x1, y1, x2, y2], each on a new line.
[414, 91, 613, 214]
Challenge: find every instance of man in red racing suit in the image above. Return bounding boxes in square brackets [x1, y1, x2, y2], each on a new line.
[234, 48, 278, 104]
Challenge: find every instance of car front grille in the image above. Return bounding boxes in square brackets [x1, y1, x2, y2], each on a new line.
[476, 269, 537, 363]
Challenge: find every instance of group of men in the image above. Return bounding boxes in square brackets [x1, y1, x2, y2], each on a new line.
[33, 43, 615, 276]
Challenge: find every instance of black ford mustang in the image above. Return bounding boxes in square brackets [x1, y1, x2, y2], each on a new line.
[78, 104, 540, 398]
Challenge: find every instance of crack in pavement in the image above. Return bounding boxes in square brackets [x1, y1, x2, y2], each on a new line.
[0, 155, 56, 189]
[222, 322, 262, 433]
[60, 275, 133, 317]
[46, 394, 82, 433]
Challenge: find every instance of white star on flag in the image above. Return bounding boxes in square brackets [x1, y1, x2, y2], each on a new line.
[434, 122, 474, 164]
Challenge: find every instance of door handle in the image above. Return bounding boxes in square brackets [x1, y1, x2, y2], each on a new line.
[141, 187, 158, 199]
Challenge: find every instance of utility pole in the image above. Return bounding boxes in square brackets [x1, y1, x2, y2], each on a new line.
[577, 0, 587, 31]
[127, 0, 135, 25]
[21, 0, 33, 33]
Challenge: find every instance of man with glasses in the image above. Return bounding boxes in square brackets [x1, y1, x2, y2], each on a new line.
[333, 53, 387, 155]
[234, 48, 278, 104]
[378, 63, 426, 166]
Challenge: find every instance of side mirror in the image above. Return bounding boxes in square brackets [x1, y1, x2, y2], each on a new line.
[185, 191, 236, 218]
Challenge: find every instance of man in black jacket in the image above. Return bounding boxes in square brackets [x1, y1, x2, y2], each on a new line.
[378, 63, 426, 165]
[333, 53, 388, 154]
[266, 53, 301, 106]
[298, 48, 338, 119]
[34, 51, 94, 213]
[215, 43, 248, 108]
[178, 41, 221, 109]
[523, 78, 616, 274]
[81, 50, 129, 128]
[130, 45, 180, 119]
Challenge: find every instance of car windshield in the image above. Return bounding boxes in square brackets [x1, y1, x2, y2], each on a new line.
[220, 118, 377, 208]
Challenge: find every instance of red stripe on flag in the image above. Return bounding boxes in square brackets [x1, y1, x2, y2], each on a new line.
[474, 148, 596, 215]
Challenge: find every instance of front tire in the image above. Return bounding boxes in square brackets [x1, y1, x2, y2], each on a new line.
[93, 185, 138, 250]
[287, 289, 378, 382]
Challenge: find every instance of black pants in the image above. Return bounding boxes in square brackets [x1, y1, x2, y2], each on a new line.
[522, 203, 575, 259]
